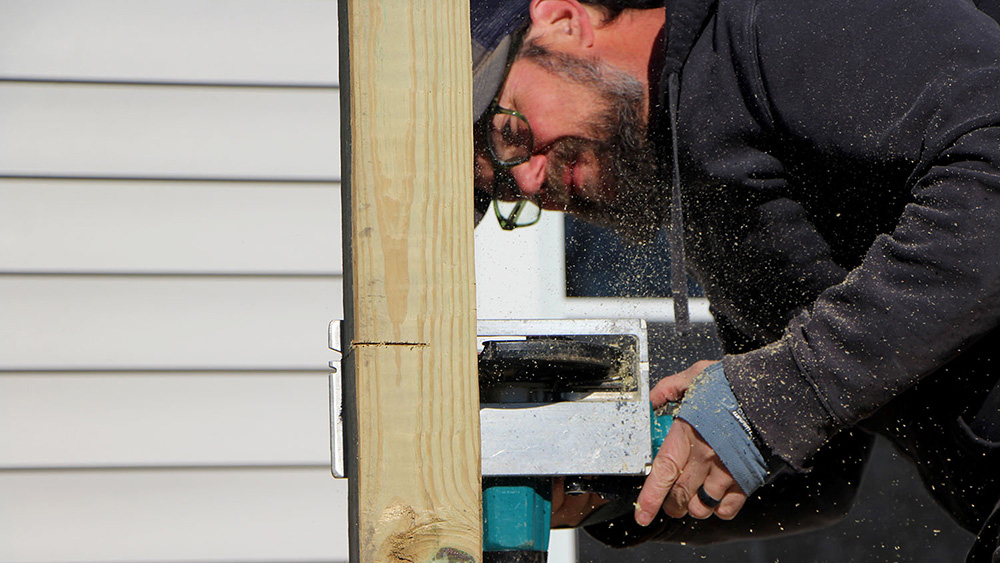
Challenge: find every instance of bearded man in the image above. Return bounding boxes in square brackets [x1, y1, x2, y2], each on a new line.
[471, 0, 1000, 560]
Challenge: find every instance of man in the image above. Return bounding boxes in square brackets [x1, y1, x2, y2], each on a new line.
[471, 0, 1000, 560]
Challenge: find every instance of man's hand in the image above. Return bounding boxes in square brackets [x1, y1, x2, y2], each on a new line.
[635, 419, 747, 524]
[551, 477, 608, 528]
[635, 361, 748, 526]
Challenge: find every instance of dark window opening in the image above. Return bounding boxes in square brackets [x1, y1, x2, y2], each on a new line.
[564, 216, 703, 298]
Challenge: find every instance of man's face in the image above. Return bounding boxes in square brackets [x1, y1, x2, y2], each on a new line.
[476, 38, 666, 240]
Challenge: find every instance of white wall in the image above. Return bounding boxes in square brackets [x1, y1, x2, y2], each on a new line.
[0, 2, 344, 562]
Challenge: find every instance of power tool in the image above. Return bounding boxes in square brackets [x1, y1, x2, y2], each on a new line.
[476, 319, 673, 563]
[329, 318, 693, 562]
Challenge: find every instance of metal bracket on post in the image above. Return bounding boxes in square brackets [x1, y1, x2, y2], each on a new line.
[329, 320, 346, 478]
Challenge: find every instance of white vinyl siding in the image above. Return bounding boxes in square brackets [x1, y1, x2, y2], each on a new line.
[0, 181, 343, 275]
[0, 0, 340, 83]
[0, 83, 340, 179]
[0, 1, 348, 561]
[2, 469, 350, 563]
[0, 276, 341, 370]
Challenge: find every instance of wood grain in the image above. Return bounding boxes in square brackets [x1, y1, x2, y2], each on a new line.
[339, 1, 480, 561]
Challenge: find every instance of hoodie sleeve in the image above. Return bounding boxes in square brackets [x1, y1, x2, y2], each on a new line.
[723, 0, 1000, 469]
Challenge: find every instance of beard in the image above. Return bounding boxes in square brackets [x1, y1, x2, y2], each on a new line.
[520, 40, 668, 243]
[544, 125, 665, 243]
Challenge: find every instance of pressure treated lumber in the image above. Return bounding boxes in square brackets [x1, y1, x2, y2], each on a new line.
[338, 1, 481, 562]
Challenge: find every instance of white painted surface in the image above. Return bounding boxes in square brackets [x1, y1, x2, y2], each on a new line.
[0, 83, 340, 178]
[0, 0, 339, 83]
[475, 212, 568, 319]
[0, 276, 342, 370]
[476, 211, 710, 322]
[0, 181, 342, 274]
[0, 469, 350, 563]
[1, 1, 346, 560]
[0, 373, 330, 468]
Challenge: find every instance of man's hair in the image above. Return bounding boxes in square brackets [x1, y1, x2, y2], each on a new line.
[582, 0, 663, 23]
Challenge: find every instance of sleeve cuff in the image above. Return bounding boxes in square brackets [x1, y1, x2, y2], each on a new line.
[676, 362, 771, 495]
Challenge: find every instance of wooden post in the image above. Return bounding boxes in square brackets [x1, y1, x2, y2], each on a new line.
[338, 1, 480, 563]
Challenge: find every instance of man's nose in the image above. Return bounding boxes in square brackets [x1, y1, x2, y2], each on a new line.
[508, 153, 547, 196]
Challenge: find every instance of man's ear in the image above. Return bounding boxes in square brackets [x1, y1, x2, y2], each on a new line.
[527, 0, 596, 50]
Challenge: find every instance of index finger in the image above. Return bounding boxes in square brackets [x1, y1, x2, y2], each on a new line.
[634, 424, 691, 526]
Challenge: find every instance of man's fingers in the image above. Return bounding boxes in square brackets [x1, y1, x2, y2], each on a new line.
[635, 426, 691, 526]
[550, 477, 609, 528]
[715, 488, 748, 520]
[662, 424, 717, 518]
[636, 418, 747, 525]
[649, 377, 686, 407]
[686, 468, 732, 519]
[649, 360, 717, 406]
[551, 491, 606, 528]
[662, 473, 701, 518]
